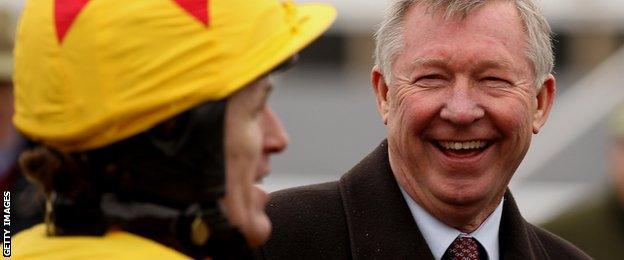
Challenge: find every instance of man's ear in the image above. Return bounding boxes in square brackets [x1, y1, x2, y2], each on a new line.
[533, 74, 556, 134]
[372, 66, 390, 125]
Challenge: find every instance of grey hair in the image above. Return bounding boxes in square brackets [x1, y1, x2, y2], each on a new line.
[374, 0, 554, 87]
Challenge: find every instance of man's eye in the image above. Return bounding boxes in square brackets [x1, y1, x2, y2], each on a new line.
[414, 74, 447, 87]
[420, 74, 445, 80]
[255, 104, 266, 116]
[481, 77, 511, 87]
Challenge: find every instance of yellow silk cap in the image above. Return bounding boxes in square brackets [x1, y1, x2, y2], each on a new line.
[13, 0, 336, 151]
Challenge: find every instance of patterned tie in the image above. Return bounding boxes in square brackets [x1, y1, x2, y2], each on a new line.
[445, 236, 481, 260]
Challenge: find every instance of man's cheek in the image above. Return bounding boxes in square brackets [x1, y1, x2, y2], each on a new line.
[496, 103, 532, 128]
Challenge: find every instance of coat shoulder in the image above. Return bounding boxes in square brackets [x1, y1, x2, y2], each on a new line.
[267, 181, 344, 215]
[257, 182, 351, 259]
[529, 224, 592, 259]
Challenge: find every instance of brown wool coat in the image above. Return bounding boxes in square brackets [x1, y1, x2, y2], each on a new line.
[256, 141, 590, 260]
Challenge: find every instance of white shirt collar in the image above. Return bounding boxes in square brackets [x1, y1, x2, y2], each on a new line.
[399, 186, 503, 260]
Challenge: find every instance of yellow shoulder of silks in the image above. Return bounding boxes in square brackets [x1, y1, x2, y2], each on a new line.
[11, 224, 190, 260]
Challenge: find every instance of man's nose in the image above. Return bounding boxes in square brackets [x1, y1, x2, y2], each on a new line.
[263, 107, 289, 154]
[439, 82, 485, 125]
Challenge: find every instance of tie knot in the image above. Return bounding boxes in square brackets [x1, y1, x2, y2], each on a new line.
[446, 236, 480, 260]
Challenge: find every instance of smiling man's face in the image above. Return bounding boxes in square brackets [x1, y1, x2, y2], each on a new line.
[372, 1, 555, 230]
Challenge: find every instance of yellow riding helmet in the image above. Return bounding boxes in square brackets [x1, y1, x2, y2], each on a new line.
[13, 0, 336, 152]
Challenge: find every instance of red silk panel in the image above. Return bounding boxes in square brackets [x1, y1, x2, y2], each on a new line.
[55, 0, 90, 43]
[173, 0, 209, 26]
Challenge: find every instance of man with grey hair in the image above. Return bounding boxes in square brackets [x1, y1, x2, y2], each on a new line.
[258, 0, 590, 259]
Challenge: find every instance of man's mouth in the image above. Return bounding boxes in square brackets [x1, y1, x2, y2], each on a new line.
[255, 169, 269, 183]
[255, 159, 271, 183]
[434, 140, 491, 158]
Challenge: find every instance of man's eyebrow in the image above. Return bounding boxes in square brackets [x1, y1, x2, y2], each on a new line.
[411, 57, 449, 68]
[259, 83, 273, 106]
[264, 84, 274, 97]
[475, 59, 515, 72]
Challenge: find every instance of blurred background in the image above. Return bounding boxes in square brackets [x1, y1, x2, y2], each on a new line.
[1, 0, 623, 235]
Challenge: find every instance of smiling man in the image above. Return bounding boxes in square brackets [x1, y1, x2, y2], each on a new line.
[258, 1, 590, 259]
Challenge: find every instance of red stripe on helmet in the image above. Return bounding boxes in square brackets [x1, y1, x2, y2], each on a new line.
[54, 0, 90, 43]
[173, 0, 209, 26]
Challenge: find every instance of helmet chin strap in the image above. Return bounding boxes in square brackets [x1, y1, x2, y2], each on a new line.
[44, 99, 253, 259]
[45, 192, 251, 259]
[100, 194, 252, 259]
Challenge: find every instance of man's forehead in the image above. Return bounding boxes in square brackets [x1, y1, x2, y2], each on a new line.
[257, 77, 274, 92]
[249, 77, 274, 99]
[405, 0, 522, 32]
[400, 1, 528, 68]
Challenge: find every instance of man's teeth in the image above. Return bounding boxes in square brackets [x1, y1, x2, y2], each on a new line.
[438, 140, 488, 150]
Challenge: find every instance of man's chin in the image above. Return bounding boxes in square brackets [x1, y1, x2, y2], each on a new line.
[245, 214, 272, 247]
[432, 186, 492, 208]
[427, 169, 504, 203]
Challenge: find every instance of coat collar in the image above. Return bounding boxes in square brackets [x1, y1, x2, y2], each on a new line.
[339, 140, 548, 260]
[499, 192, 549, 260]
[339, 140, 434, 259]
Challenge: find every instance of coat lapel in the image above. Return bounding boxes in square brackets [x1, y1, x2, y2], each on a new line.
[499, 192, 548, 260]
[339, 140, 435, 259]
